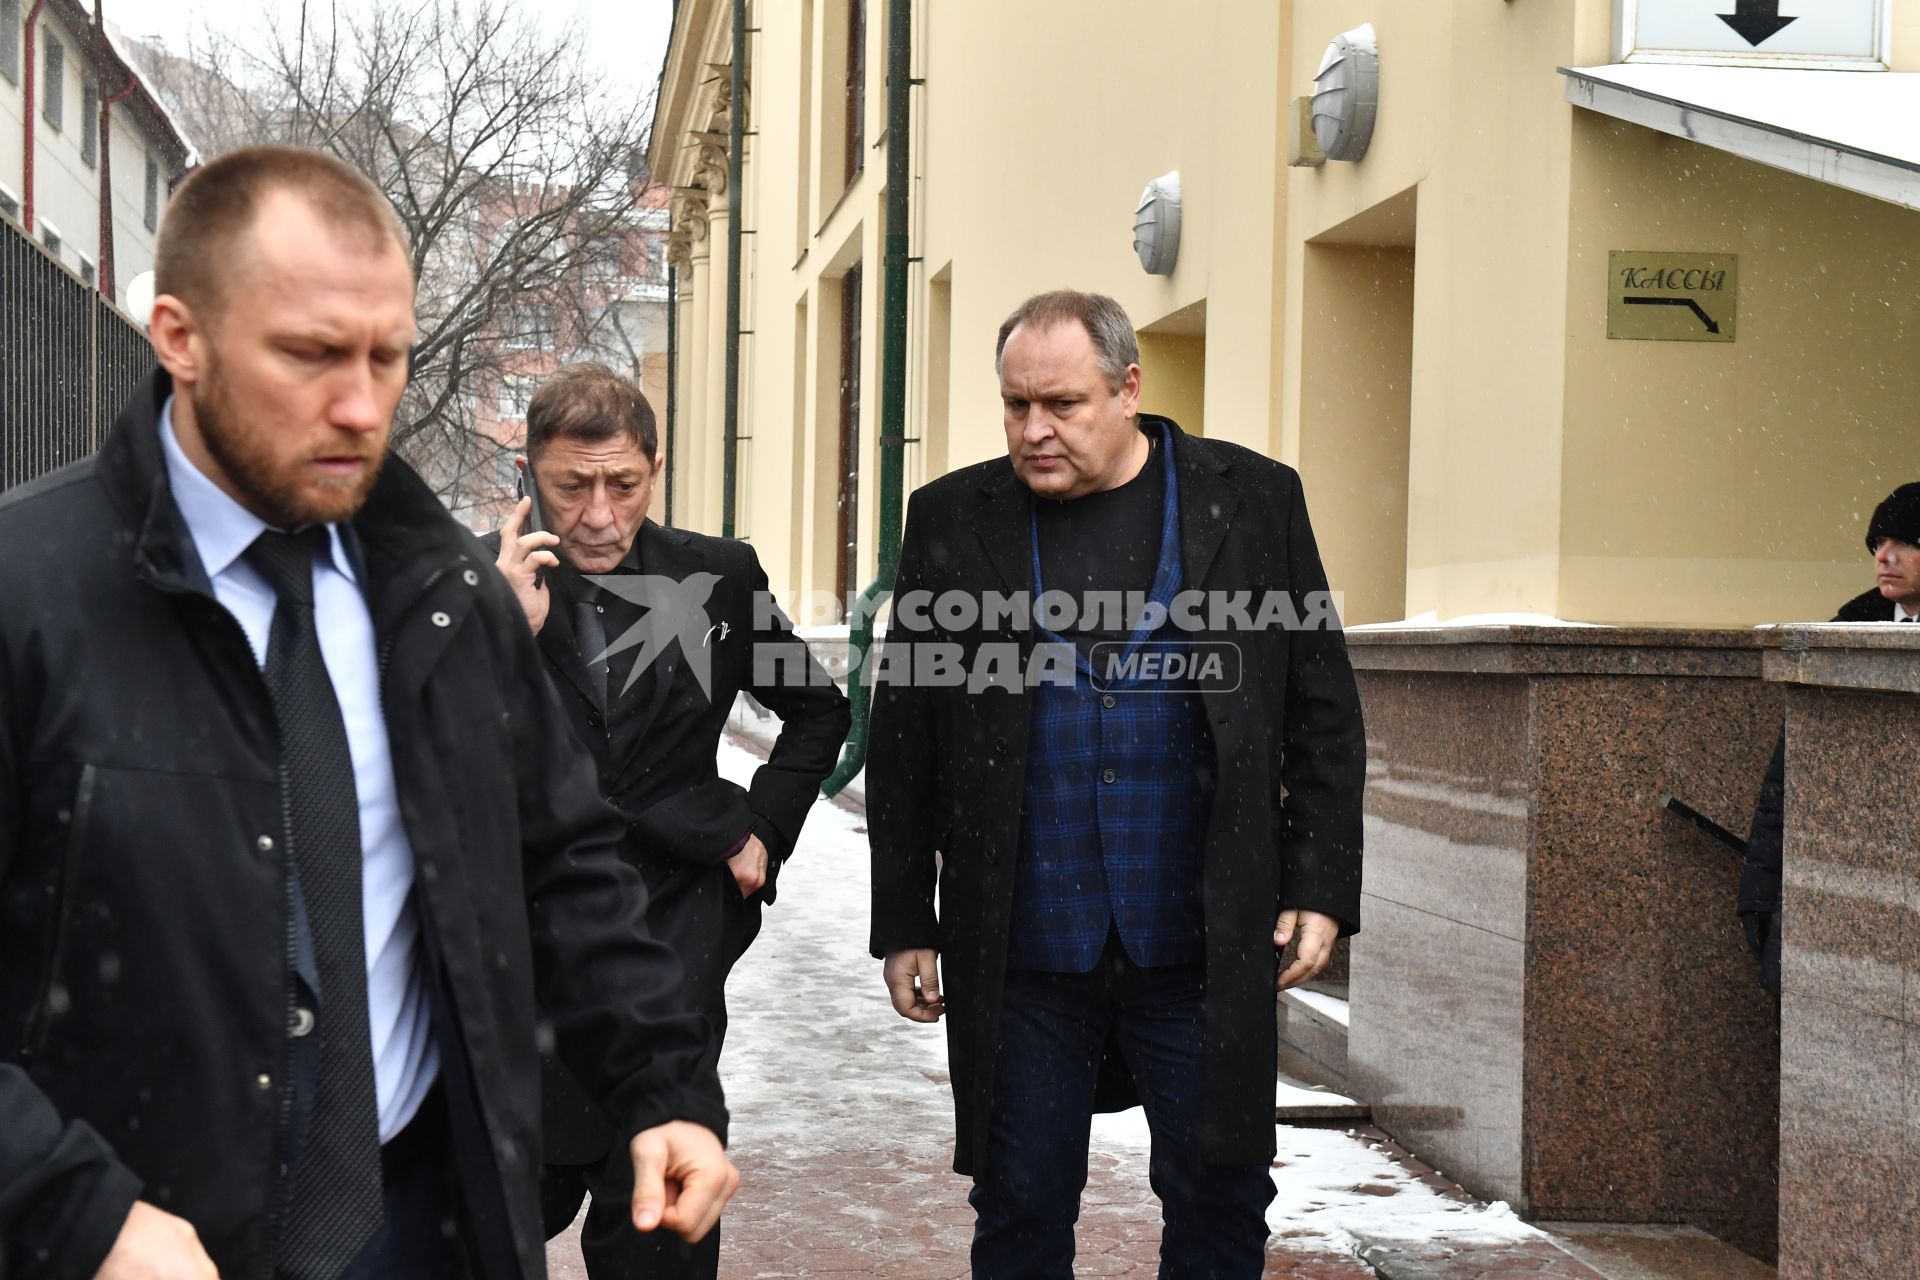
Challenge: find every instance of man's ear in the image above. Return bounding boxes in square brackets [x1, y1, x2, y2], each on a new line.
[149, 295, 205, 387]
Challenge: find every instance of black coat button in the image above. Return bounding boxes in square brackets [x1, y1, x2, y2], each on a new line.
[993, 737, 1008, 755]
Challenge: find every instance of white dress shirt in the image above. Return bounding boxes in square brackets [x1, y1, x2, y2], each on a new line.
[1897, 602, 1917, 623]
[160, 398, 439, 1143]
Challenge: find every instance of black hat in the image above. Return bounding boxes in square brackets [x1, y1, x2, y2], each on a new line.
[1866, 482, 1920, 552]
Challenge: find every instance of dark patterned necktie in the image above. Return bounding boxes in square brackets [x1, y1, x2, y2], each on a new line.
[247, 528, 383, 1277]
[575, 589, 611, 711]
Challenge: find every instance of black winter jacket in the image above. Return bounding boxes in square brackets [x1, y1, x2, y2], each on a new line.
[0, 372, 721, 1280]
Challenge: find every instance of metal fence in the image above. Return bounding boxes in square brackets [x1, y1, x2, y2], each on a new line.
[1, 214, 155, 492]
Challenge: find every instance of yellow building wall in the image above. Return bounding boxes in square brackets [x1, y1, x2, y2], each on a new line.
[1298, 244, 1415, 625]
[1282, 0, 1614, 622]
[1136, 328, 1207, 438]
[662, 0, 1920, 623]
[1559, 116, 1920, 626]
[918, 0, 1291, 480]
[659, 0, 1300, 609]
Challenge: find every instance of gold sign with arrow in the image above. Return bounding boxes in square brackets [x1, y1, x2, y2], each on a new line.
[1608, 251, 1738, 344]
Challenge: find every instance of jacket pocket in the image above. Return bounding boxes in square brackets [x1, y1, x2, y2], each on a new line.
[23, 764, 97, 1061]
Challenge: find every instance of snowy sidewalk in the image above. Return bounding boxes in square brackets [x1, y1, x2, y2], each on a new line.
[548, 734, 1607, 1279]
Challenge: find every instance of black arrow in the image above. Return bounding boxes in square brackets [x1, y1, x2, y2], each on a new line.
[1624, 295, 1721, 334]
[1718, 0, 1798, 47]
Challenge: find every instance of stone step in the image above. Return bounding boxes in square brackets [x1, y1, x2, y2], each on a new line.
[1540, 1222, 1776, 1280]
[1278, 981, 1352, 1094]
[1274, 1069, 1369, 1122]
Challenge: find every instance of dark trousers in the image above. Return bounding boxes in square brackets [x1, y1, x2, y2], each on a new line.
[338, 1087, 456, 1280]
[969, 933, 1275, 1280]
[569, 988, 729, 1280]
[568, 873, 752, 1279]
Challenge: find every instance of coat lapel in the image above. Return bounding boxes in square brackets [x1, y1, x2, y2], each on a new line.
[1171, 425, 1239, 591]
[972, 467, 1034, 597]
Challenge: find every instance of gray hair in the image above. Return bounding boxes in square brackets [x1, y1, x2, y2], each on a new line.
[994, 290, 1140, 394]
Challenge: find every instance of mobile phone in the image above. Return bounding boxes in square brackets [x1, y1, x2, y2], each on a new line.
[517, 467, 548, 534]
[515, 469, 552, 588]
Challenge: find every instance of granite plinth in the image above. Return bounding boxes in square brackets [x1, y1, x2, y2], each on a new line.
[1346, 627, 1780, 1260]
[1764, 626, 1920, 1280]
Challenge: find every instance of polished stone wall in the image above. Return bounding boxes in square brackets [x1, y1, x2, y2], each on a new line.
[1768, 629, 1920, 1279]
[1346, 629, 1783, 1259]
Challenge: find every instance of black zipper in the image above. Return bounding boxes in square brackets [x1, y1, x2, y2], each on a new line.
[22, 764, 97, 1062]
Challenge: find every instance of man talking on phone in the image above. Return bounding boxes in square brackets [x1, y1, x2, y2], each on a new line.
[489, 363, 850, 1279]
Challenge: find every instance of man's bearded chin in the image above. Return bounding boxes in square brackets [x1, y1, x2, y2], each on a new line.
[193, 374, 387, 529]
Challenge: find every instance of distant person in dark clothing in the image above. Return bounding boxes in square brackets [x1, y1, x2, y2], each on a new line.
[1739, 481, 1920, 994]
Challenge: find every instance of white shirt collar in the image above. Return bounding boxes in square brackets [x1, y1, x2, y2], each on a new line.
[159, 395, 356, 584]
[1896, 601, 1918, 623]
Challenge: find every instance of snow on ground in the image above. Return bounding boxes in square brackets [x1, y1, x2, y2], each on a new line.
[715, 732, 1540, 1260]
[1274, 1077, 1358, 1109]
[1087, 1110, 1539, 1253]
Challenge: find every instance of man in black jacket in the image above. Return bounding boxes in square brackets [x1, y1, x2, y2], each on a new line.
[0, 146, 735, 1280]
[489, 364, 850, 1279]
[1739, 481, 1920, 994]
[867, 291, 1366, 1278]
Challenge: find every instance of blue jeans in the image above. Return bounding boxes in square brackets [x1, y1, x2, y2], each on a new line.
[969, 934, 1275, 1280]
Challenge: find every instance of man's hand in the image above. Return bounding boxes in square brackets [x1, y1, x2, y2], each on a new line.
[494, 495, 561, 634]
[726, 835, 770, 898]
[628, 1121, 739, 1244]
[93, 1202, 219, 1279]
[884, 949, 944, 1022]
[1275, 908, 1341, 991]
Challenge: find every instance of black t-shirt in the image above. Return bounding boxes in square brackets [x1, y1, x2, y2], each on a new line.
[1034, 432, 1164, 658]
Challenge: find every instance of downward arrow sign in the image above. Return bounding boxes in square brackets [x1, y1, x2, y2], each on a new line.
[1718, 0, 1798, 47]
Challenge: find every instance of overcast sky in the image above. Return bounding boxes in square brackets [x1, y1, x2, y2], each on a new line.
[106, 0, 673, 108]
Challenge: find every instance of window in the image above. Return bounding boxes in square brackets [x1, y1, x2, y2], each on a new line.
[78, 255, 96, 288]
[41, 221, 61, 260]
[143, 154, 159, 231]
[1, 0, 20, 85]
[497, 374, 536, 419]
[843, 0, 866, 187]
[81, 80, 97, 167]
[500, 306, 553, 351]
[586, 236, 622, 283]
[0, 185, 19, 223]
[42, 34, 63, 131]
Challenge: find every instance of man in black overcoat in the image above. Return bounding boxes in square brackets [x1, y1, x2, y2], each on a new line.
[1739, 481, 1920, 994]
[488, 364, 851, 1279]
[867, 290, 1367, 1278]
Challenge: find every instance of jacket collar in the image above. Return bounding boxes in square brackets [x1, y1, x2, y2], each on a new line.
[969, 415, 1238, 594]
[99, 368, 478, 616]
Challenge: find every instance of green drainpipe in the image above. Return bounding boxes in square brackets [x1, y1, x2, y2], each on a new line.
[824, 0, 911, 797]
[721, 0, 746, 539]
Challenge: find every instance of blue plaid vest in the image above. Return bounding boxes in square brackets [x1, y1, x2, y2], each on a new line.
[1008, 428, 1215, 973]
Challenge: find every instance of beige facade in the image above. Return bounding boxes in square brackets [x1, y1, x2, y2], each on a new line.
[653, 0, 1920, 628]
